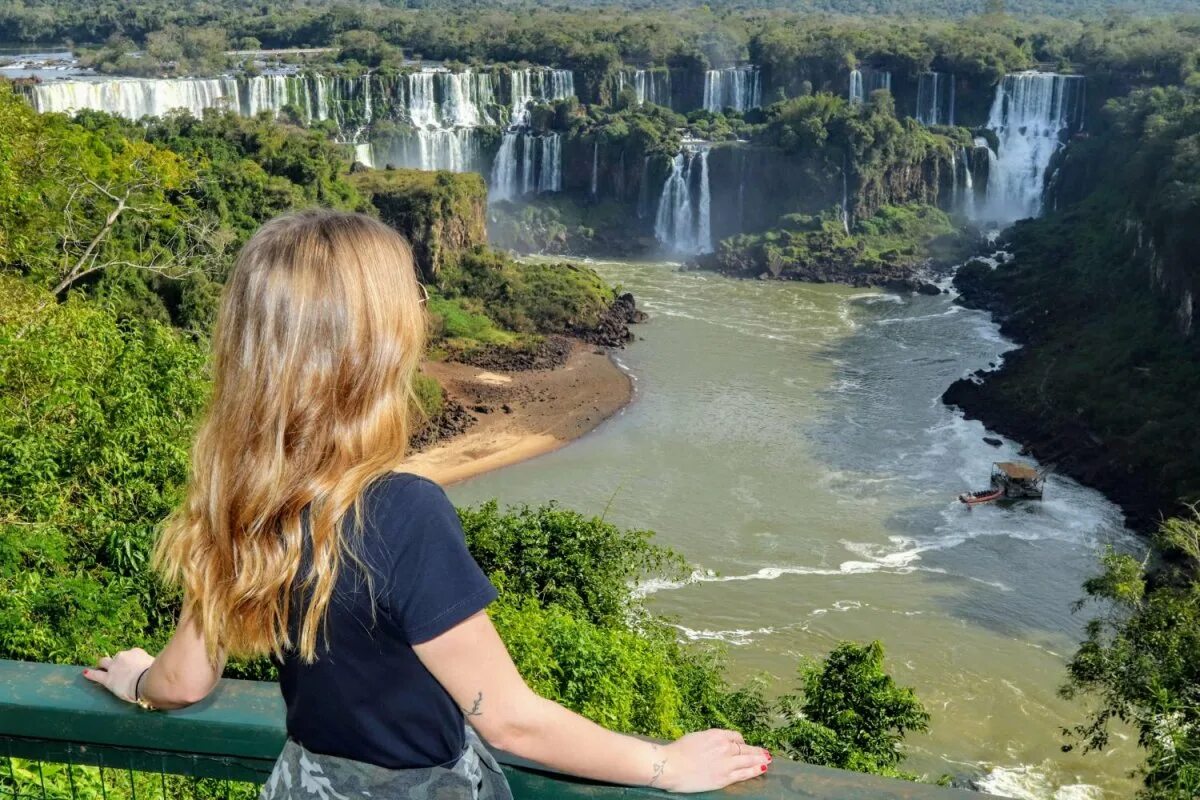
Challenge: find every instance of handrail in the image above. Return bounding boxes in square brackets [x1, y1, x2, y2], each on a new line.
[0, 659, 982, 798]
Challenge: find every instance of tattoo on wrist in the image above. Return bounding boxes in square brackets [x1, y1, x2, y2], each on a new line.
[462, 691, 483, 717]
[648, 745, 667, 788]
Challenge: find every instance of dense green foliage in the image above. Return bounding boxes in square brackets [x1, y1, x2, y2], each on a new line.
[0, 275, 207, 663]
[941, 75, 1200, 798]
[352, 168, 488, 282]
[709, 204, 965, 284]
[1062, 515, 1200, 798]
[439, 248, 616, 336]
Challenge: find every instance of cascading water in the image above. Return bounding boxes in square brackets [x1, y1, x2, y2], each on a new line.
[848, 67, 891, 106]
[636, 156, 651, 219]
[590, 139, 599, 197]
[654, 147, 713, 255]
[980, 72, 1085, 223]
[487, 67, 574, 201]
[490, 131, 563, 201]
[507, 67, 575, 126]
[916, 72, 955, 126]
[617, 68, 670, 107]
[702, 67, 761, 113]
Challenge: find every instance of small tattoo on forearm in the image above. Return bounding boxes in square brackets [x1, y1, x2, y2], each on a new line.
[648, 745, 667, 787]
[462, 691, 483, 717]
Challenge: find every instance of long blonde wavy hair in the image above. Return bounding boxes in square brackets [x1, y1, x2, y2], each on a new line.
[155, 209, 428, 663]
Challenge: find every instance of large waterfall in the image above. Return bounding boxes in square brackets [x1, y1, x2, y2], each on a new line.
[26, 66, 578, 180]
[489, 131, 563, 201]
[981, 72, 1085, 223]
[915, 72, 955, 125]
[848, 68, 892, 105]
[702, 67, 761, 113]
[654, 147, 712, 255]
[508, 68, 575, 125]
[27, 74, 341, 122]
[487, 67, 574, 201]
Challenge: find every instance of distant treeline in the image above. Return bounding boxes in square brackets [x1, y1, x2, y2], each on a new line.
[2, 1, 1199, 89]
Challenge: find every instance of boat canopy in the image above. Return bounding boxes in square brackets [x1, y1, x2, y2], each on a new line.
[993, 462, 1039, 481]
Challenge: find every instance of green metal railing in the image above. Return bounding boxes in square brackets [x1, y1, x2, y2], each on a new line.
[0, 660, 982, 799]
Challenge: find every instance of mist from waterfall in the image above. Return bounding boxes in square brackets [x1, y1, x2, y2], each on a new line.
[980, 72, 1085, 223]
[702, 67, 761, 113]
[654, 147, 712, 255]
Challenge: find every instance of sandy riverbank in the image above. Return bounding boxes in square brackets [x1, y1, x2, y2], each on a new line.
[403, 341, 633, 485]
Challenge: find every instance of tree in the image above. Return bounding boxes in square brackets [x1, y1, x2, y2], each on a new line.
[1063, 513, 1200, 799]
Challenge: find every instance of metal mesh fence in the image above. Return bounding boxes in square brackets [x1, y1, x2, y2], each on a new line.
[1, 743, 262, 800]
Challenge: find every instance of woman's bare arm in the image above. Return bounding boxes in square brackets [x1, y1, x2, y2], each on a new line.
[414, 610, 770, 793]
[84, 609, 225, 709]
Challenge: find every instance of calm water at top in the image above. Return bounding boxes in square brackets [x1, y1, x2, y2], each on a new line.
[447, 259, 1140, 798]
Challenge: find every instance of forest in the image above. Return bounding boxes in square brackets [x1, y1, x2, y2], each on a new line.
[0, 68, 935, 799]
[2, 0, 1200, 797]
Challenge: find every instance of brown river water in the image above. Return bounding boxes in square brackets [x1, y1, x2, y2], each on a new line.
[449, 259, 1141, 798]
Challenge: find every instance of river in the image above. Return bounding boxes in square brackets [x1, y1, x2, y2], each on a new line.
[448, 259, 1141, 798]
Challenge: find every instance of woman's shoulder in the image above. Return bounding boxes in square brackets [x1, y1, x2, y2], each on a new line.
[364, 472, 456, 527]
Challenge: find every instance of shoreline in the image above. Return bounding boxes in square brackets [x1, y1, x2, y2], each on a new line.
[403, 341, 633, 486]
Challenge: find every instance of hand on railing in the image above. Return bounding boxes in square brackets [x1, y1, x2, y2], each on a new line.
[656, 729, 772, 793]
[83, 647, 154, 706]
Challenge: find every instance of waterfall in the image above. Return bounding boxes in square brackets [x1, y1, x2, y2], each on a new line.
[508, 67, 575, 126]
[486, 67, 573, 200]
[30, 77, 243, 120]
[490, 133, 520, 202]
[538, 134, 562, 193]
[981, 72, 1085, 223]
[654, 147, 712, 255]
[636, 156, 651, 219]
[618, 68, 670, 107]
[849, 67, 891, 106]
[489, 131, 562, 201]
[590, 139, 599, 197]
[959, 146, 975, 217]
[840, 155, 851, 234]
[702, 67, 761, 113]
[916, 72, 955, 125]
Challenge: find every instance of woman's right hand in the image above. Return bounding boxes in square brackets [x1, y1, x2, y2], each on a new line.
[659, 729, 771, 793]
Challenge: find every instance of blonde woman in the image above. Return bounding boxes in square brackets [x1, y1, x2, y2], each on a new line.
[83, 210, 771, 799]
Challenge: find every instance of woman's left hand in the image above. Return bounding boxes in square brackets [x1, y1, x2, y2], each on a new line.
[84, 648, 154, 704]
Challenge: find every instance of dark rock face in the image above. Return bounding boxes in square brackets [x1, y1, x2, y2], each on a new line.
[943, 262, 1167, 532]
[409, 397, 476, 452]
[453, 335, 575, 371]
[574, 292, 646, 348]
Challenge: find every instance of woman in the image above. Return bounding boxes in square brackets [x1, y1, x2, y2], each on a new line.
[83, 210, 771, 798]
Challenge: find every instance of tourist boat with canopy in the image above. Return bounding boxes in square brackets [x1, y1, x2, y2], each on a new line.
[959, 461, 1048, 505]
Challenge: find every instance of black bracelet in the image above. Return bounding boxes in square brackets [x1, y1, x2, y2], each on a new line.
[134, 666, 152, 704]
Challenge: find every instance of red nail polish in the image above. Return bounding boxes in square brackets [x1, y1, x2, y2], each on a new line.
[760, 765, 767, 773]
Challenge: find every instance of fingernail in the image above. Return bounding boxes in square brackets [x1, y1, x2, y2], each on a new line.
[760, 765, 767, 773]
[82, 669, 88, 675]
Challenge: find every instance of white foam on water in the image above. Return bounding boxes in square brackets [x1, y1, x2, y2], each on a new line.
[974, 763, 1104, 800]
[631, 556, 946, 597]
[672, 624, 776, 645]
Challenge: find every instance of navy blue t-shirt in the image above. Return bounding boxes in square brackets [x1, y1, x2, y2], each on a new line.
[277, 473, 497, 769]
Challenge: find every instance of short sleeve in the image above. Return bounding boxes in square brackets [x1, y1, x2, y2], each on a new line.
[377, 476, 497, 644]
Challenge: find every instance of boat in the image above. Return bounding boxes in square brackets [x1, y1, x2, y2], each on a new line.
[959, 488, 1004, 505]
[959, 461, 1048, 505]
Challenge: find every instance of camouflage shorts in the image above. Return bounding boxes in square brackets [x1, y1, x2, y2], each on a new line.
[260, 726, 513, 800]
